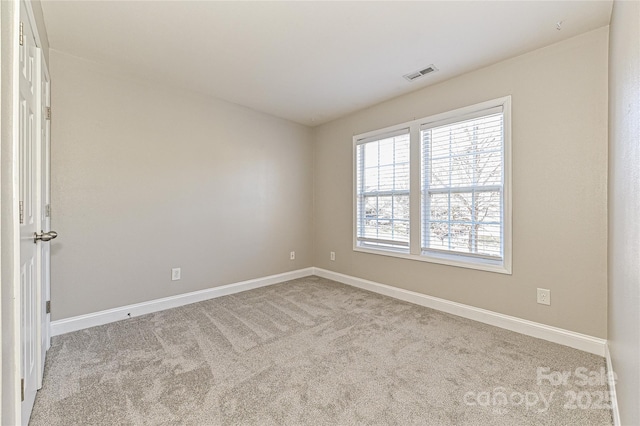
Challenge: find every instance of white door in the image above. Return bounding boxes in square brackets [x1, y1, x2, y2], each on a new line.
[19, 2, 41, 420]
[38, 53, 52, 387]
[17, 2, 55, 422]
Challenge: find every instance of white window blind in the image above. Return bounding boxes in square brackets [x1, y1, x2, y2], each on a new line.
[421, 109, 504, 260]
[356, 130, 410, 250]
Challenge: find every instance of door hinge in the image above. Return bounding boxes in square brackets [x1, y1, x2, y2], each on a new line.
[20, 378, 24, 402]
[19, 21, 24, 46]
[45, 204, 51, 217]
[19, 201, 24, 224]
[46, 300, 51, 314]
[46, 107, 51, 121]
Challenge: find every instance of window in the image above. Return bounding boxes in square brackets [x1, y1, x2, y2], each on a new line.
[353, 97, 511, 274]
[355, 129, 410, 251]
[422, 109, 504, 259]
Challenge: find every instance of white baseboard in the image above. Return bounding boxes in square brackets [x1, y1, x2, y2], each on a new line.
[51, 267, 314, 336]
[313, 267, 607, 357]
[605, 344, 621, 426]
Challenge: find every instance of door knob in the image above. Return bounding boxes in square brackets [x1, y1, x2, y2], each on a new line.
[34, 230, 58, 243]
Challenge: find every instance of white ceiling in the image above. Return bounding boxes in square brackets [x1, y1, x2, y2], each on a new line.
[41, 1, 612, 126]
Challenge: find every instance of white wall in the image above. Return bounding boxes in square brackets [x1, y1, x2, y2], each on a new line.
[49, 50, 314, 320]
[314, 28, 609, 338]
[608, 0, 640, 423]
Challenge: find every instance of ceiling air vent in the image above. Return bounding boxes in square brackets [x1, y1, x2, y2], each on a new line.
[403, 65, 438, 82]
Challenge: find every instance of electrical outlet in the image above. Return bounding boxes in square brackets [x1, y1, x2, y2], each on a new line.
[537, 288, 550, 305]
[171, 268, 181, 281]
[290, 251, 295, 260]
[330, 251, 335, 261]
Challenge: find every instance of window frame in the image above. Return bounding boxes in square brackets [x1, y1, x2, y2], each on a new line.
[353, 96, 512, 274]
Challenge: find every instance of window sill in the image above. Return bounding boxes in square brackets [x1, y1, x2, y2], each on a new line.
[353, 245, 512, 275]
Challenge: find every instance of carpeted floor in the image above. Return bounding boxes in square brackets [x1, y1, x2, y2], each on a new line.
[30, 276, 613, 425]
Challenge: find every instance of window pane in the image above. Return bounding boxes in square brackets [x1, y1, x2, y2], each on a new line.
[377, 196, 393, 219]
[476, 191, 501, 223]
[449, 192, 472, 222]
[475, 150, 502, 186]
[394, 195, 410, 220]
[476, 224, 501, 257]
[364, 167, 379, 192]
[365, 197, 378, 222]
[394, 221, 410, 242]
[395, 163, 409, 190]
[364, 142, 378, 168]
[379, 139, 395, 166]
[395, 137, 410, 158]
[449, 223, 472, 253]
[378, 221, 394, 240]
[430, 127, 450, 158]
[450, 155, 474, 187]
[430, 156, 452, 188]
[429, 193, 449, 221]
[379, 165, 394, 191]
[364, 221, 378, 239]
[429, 222, 450, 250]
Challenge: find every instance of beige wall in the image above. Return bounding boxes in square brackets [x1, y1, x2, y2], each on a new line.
[49, 50, 314, 320]
[314, 28, 609, 338]
[608, 0, 640, 424]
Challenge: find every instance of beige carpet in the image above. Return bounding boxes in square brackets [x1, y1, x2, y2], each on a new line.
[30, 276, 613, 425]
